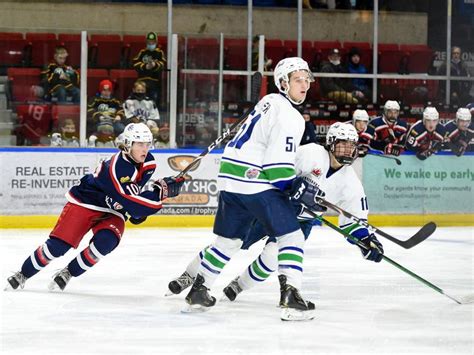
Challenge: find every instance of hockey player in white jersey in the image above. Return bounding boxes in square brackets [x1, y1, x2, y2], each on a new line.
[182, 57, 321, 320]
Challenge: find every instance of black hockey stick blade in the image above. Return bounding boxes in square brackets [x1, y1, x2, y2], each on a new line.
[176, 72, 263, 178]
[393, 221, 437, 249]
[367, 151, 402, 165]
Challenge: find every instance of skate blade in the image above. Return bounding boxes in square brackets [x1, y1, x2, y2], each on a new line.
[280, 308, 315, 321]
[219, 293, 233, 302]
[164, 289, 177, 297]
[4, 283, 15, 291]
[181, 303, 212, 313]
[48, 280, 61, 292]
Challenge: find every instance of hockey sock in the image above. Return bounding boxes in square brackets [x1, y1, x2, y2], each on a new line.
[199, 236, 242, 288]
[185, 246, 209, 279]
[67, 229, 119, 277]
[239, 241, 277, 290]
[21, 237, 71, 278]
[277, 229, 305, 290]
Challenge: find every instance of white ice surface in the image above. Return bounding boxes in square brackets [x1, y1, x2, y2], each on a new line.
[1, 226, 473, 355]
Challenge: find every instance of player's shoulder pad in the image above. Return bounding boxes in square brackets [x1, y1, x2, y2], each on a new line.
[113, 152, 138, 179]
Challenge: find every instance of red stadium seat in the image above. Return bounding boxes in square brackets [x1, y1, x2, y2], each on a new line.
[78, 68, 109, 97]
[399, 44, 434, 73]
[58, 33, 82, 68]
[15, 104, 53, 144]
[89, 34, 122, 68]
[224, 38, 247, 70]
[0, 32, 27, 67]
[282, 40, 314, 64]
[123, 35, 145, 68]
[109, 69, 138, 101]
[379, 78, 400, 101]
[52, 105, 80, 130]
[223, 75, 245, 102]
[378, 43, 402, 73]
[25, 33, 59, 67]
[265, 39, 286, 67]
[7, 68, 41, 102]
[187, 38, 219, 69]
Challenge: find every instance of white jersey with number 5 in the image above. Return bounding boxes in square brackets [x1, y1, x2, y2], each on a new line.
[218, 93, 305, 195]
[295, 143, 369, 231]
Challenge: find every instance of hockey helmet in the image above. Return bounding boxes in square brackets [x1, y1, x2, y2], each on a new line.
[422, 107, 439, 123]
[456, 107, 471, 123]
[122, 122, 153, 153]
[326, 122, 359, 165]
[352, 109, 369, 125]
[383, 100, 400, 124]
[274, 57, 314, 103]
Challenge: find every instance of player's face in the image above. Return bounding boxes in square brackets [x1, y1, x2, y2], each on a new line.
[287, 70, 311, 103]
[424, 119, 438, 132]
[457, 120, 470, 131]
[333, 140, 357, 165]
[354, 120, 367, 133]
[385, 109, 399, 123]
[130, 141, 152, 163]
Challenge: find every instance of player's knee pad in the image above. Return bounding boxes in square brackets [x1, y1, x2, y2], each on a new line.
[214, 236, 243, 255]
[46, 237, 72, 257]
[91, 229, 120, 256]
[277, 229, 305, 249]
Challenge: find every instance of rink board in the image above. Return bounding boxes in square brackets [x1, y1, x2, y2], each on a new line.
[0, 148, 473, 228]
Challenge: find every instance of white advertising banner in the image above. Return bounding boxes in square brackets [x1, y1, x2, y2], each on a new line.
[0, 148, 221, 216]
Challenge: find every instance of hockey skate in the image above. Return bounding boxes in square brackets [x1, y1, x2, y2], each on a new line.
[222, 277, 243, 302]
[5, 271, 27, 291]
[48, 268, 72, 291]
[165, 271, 194, 296]
[279, 275, 315, 321]
[182, 274, 216, 313]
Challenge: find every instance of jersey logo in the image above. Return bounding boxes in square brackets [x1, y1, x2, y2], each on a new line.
[120, 176, 131, 183]
[311, 168, 322, 177]
[245, 168, 260, 180]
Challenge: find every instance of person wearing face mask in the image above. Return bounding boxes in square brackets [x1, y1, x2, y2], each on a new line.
[132, 32, 167, 106]
[50, 118, 80, 147]
[437, 46, 472, 106]
[123, 80, 160, 130]
[320, 48, 357, 104]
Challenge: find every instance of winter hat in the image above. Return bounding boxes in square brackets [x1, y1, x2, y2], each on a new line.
[99, 79, 113, 92]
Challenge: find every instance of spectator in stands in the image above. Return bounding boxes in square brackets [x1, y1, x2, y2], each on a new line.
[320, 48, 358, 104]
[132, 32, 166, 106]
[437, 46, 472, 106]
[88, 121, 116, 148]
[41, 46, 80, 104]
[50, 118, 80, 147]
[87, 79, 125, 137]
[346, 47, 370, 102]
[405, 107, 446, 161]
[154, 123, 170, 149]
[252, 35, 272, 71]
[300, 108, 318, 145]
[123, 80, 160, 128]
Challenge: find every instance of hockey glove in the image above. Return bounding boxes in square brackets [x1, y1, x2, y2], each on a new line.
[154, 176, 185, 200]
[289, 177, 327, 213]
[356, 233, 384, 262]
[450, 140, 468, 157]
[357, 145, 369, 158]
[384, 143, 403, 156]
[416, 149, 433, 161]
[129, 216, 147, 225]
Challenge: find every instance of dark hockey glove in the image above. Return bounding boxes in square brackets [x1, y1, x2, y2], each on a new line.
[355, 233, 384, 262]
[384, 143, 403, 156]
[129, 216, 147, 225]
[154, 176, 185, 200]
[450, 140, 468, 157]
[357, 145, 369, 158]
[289, 177, 327, 213]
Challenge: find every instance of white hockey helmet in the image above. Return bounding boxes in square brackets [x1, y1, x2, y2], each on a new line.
[273, 57, 314, 102]
[352, 109, 369, 125]
[383, 100, 400, 123]
[326, 122, 359, 165]
[456, 107, 471, 123]
[422, 107, 439, 123]
[122, 122, 153, 153]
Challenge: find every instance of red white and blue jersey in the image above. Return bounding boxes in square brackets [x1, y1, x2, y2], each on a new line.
[67, 151, 162, 220]
[405, 120, 447, 153]
[363, 116, 408, 152]
[444, 120, 474, 151]
[345, 120, 370, 148]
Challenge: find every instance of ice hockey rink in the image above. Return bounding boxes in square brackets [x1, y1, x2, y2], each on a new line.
[1, 225, 472, 355]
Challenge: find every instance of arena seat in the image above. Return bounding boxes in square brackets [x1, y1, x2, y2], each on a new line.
[0, 32, 27, 68]
[25, 33, 59, 67]
[80, 69, 109, 97]
[378, 43, 402, 73]
[89, 34, 122, 68]
[265, 39, 286, 67]
[122, 35, 145, 68]
[186, 38, 219, 69]
[109, 69, 138, 101]
[58, 33, 82, 68]
[15, 104, 53, 145]
[7, 68, 41, 102]
[224, 38, 247, 70]
[223, 75, 245, 102]
[282, 40, 314, 64]
[399, 44, 434, 73]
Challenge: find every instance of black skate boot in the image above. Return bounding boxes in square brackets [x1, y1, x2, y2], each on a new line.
[166, 271, 194, 296]
[5, 271, 27, 290]
[223, 277, 243, 302]
[183, 274, 216, 312]
[279, 275, 315, 321]
[48, 267, 72, 291]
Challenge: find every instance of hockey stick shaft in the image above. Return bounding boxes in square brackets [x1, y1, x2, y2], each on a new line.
[176, 72, 262, 179]
[320, 216, 463, 305]
[315, 198, 436, 249]
[366, 151, 402, 165]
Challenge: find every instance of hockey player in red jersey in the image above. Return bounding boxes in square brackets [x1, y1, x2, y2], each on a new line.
[5, 123, 184, 291]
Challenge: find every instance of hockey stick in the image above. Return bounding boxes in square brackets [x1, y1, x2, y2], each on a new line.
[320, 216, 470, 305]
[315, 198, 437, 249]
[176, 72, 263, 179]
[366, 151, 402, 165]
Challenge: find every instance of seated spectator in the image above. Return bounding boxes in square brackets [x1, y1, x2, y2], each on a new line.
[320, 48, 357, 104]
[252, 35, 272, 71]
[348, 109, 371, 157]
[50, 118, 80, 147]
[364, 100, 407, 156]
[87, 79, 125, 137]
[444, 107, 473, 157]
[41, 46, 80, 104]
[154, 123, 170, 148]
[346, 47, 370, 102]
[123, 80, 160, 127]
[405, 107, 446, 161]
[88, 121, 116, 148]
[437, 46, 472, 106]
[132, 32, 166, 106]
[300, 108, 318, 145]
